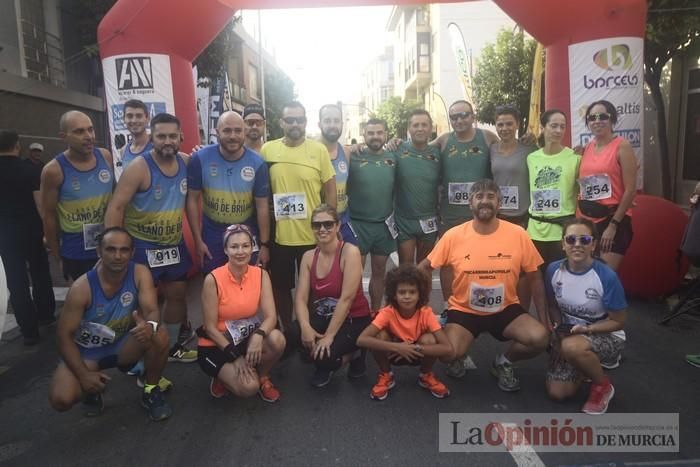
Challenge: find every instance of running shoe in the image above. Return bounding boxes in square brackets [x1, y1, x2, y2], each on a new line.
[210, 378, 228, 398]
[446, 357, 466, 379]
[685, 354, 700, 368]
[137, 376, 173, 393]
[600, 354, 622, 370]
[141, 387, 173, 421]
[310, 368, 334, 388]
[347, 349, 367, 378]
[418, 372, 450, 398]
[168, 344, 198, 363]
[490, 360, 521, 392]
[82, 392, 104, 417]
[370, 371, 396, 401]
[177, 321, 196, 346]
[258, 376, 280, 403]
[582, 382, 615, 415]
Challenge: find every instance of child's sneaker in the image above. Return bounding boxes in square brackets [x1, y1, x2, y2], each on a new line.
[418, 372, 450, 398]
[370, 371, 395, 401]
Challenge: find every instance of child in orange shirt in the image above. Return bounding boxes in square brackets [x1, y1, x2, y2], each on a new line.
[356, 264, 453, 400]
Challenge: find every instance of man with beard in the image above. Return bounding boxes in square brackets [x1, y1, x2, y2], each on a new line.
[261, 101, 336, 332]
[418, 179, 550, 392]
[41, 111, 114, 281]
[186, 111, 271, 272]
[105, 113, 197, 365]
[243, 103, 266, 153]
[114, 99, 152, 181]
[318, 104, 357, 244]
[347, 118, 397, 312]
[48, 227, 173, 421]
[395, 109, 440, 265]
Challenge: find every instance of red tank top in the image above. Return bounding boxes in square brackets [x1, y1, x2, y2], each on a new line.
[311, 242, 370, 318]
[578, 136, 632, 219]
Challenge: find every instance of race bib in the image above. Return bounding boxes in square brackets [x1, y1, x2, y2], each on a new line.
[500, 186, 519, 210]
[419, 216, 438, 234]
[469, 282, 505, 313]
[531, 189, 561, 213]
[273, 192, 307, 220]
[225, 316, 261, 346]
[448, 182, 474, 205]
[385, 213, 399, 239]
[313, 297, 338, 318]
[75, 321, 116, 349]
[83, 223, 104, 251]
[579, 174, 612, 201]
[146, 246, 180, 268]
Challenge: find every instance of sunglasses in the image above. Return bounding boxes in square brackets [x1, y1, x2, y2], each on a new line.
[282, 116, 307, 125]
[244, 119, 265, 127]
[449, 111, 473, 121]
[223, 224, 253, 243]
[564, 234, 594, 246]
[311, 220, 337, 231]
[586, 113, 611, 123]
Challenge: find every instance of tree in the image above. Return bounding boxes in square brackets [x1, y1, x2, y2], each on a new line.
[645, 0, 700, 199]
[472, 28, 539, 135]
[264, 67, 296, 140]
[372, 97, 423, 139]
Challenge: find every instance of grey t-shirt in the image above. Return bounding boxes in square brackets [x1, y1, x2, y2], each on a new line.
[489, 142, 536, 218]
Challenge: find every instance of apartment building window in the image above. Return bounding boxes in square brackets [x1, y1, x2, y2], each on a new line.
[417, 32, 431, 73]
[249, 63, 259, 99]
[19, 0, 66, 87]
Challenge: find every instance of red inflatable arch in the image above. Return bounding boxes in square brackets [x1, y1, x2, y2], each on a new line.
[99, 0, 658, 287]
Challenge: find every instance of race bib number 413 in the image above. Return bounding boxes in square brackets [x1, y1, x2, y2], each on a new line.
[273, 193, 307, 220]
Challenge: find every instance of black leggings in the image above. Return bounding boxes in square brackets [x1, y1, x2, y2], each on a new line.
[289, 313, 371, 371]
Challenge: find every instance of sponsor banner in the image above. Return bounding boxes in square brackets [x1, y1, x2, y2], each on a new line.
[103, 53, 175, 152]
[569, 37, 644, 188]
[439, 413, 679, 453]
[208, 76, 226, 144]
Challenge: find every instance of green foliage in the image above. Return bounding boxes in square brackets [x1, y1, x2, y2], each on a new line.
[194, 18, 240, 83]
[372, 97, 423, 139]
[264, 68, 295, 140]
[472, 28, 539, 134]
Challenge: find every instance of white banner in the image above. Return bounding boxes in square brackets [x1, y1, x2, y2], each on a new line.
[569, 37, 644, 188]
[102, 53, 175, 154]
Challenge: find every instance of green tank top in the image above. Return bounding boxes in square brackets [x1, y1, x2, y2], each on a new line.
[348, 150, 397, 222]
[395, 142, 440, 219]
[526, 147, 581, 241]
[439, 130, 491, 223]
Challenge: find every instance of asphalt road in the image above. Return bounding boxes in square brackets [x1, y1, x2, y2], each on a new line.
[1, 277, 700, 467]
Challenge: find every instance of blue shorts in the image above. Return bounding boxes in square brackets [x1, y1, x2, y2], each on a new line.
[133, 239, 192, 283]
[77, 333, 133, 370]
[340, 221, 359, 245]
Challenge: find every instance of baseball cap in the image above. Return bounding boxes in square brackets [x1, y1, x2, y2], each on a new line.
[29, 143, 44, 151]
[243, 103, 265, 120]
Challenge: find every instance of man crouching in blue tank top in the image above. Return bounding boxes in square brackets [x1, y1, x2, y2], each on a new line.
[48, 227, 173, 421]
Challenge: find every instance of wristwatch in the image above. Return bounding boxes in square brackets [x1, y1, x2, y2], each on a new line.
[610, 218, 621, 227]
[414, 344, 423, 353]
[147, 321, 159, 335]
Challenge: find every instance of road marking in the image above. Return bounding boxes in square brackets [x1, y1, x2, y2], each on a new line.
[502, 423, 546, 467]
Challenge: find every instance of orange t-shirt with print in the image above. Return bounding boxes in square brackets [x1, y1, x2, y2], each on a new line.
[371, 305, 441, 343]
[427, 220, 542, 316]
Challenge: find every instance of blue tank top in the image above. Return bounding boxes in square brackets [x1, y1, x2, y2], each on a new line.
[84, 262, 139, 342]
[122, 141, 153, 172]
[124, 152, 187, 246]
[332, 144, 349, 221]
[56, 149, 113, 260]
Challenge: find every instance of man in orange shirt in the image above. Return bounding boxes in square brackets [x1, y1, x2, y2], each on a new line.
[419, 179, 550, 392]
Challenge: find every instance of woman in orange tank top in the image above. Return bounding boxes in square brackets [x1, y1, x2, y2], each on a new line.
[197, 224, 286, 402]
[578, 100, 638, 271]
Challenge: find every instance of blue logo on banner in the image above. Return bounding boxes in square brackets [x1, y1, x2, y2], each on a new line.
[580, 129, 641, 148]
[111, 102, 167, 131]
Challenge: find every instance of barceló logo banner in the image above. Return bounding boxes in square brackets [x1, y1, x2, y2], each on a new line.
[438, 413, 679, 453]
[568, 37, 644, 189]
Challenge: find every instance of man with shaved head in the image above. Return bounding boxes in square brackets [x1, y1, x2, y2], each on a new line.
[41, 111, 114, 281]
[186, 110, 271, 273]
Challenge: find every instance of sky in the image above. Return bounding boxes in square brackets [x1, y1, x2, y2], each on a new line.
[240, 6, 393, 119]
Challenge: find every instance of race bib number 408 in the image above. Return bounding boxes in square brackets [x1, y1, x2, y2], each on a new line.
[469, 282, 505, 314]
[273, 193, 307, 220]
